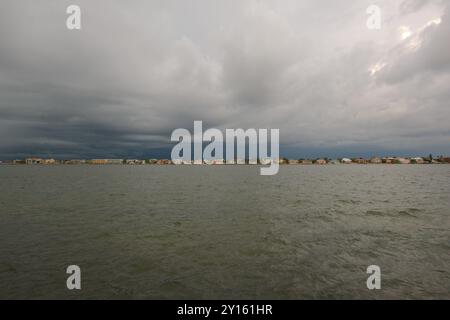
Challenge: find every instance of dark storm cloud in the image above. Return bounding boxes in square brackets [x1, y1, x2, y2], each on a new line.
[0, 0, 449, 159]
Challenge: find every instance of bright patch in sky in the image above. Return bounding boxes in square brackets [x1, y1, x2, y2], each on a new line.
[369, 62, 386, 76]
[399, 26, 412, 40]
[428, 17, 442, 26]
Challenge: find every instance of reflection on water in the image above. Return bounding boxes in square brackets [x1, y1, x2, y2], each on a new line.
[0, 165, 449, 299]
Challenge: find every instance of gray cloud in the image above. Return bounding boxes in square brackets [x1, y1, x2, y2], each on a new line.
[0, 0, 449, 159]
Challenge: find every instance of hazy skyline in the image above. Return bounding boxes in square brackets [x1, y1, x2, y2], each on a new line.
[1, 0, 449, 159]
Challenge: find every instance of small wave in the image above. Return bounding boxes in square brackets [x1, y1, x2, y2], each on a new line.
[365, 208, 420, 218]
[398, 210, 418, 217]
[365, 210, 385, 216]
[338, 199, 361, 204]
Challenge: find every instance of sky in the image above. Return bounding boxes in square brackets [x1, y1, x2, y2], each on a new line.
[0, 0, 449, 159]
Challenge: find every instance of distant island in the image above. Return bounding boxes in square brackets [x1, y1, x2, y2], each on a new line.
[1, 155, 450, 165]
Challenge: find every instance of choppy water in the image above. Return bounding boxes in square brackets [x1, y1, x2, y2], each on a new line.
[0, 165, 449, 299]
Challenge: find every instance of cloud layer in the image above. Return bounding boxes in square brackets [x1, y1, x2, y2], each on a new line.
[0, 0, 449, 159]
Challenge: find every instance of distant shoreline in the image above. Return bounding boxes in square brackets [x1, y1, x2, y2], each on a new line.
[1, 156, 449, 165]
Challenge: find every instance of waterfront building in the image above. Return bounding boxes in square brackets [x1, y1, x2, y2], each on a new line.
[213, 159, 225, 165]
[341, 158, 352, 164]
[125, 159, 145, 165]
[395, 157, 410, 164]
[353, 158, 368, 164]
[26, 158, 44, 165]
[43, 159, 56, 165]
[204, 159, 224, 165]
[370, 157, 382, 164]
[352, 158, 362, 164]
[156, 159, 172, 165]
[315, 159, 327, 165]
[64, 159, 85, 165]
[90, 159, 124, 165]
[411, 157, 425, 164]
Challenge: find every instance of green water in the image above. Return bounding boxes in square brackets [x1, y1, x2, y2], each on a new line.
[0, 165, 449, 299]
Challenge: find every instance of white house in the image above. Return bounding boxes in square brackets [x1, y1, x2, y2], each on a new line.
[341, 158, 352, 164]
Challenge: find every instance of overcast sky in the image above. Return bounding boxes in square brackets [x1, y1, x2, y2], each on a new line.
[0, 0, 449, 159]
